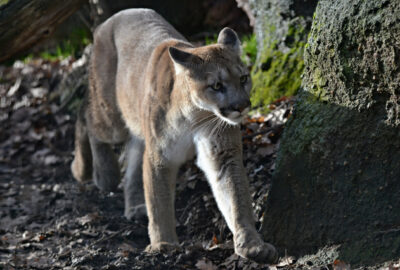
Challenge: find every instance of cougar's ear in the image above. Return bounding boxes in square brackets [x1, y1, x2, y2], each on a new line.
[217, 27, 241, 55]
[169, 47, 197, 75]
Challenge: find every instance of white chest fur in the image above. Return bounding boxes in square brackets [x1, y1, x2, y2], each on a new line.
[163, 133, 195, 166]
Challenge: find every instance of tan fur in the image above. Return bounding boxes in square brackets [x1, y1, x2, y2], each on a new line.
[71, 9, 278, 263]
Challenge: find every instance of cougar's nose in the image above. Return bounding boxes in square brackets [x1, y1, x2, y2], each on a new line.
[220, 100, 251, 116]
[234, 99, 251, 113]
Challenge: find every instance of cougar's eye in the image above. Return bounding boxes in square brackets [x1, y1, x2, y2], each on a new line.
[211, 82, 223, 91]
[240, 75, 248, 84]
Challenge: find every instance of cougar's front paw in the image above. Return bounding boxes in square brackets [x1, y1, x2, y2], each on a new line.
[124, 203, 147, 222]
[234, 229, 278, 264]
[145, 242, 181, 253]
[235, 241, 278, 264]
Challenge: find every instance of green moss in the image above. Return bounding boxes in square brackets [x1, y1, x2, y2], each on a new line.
[250, 24, 307, 112]
[0, 0, 9, 6]
[241, 34, 257, 67]
[309, 67, 329, 101]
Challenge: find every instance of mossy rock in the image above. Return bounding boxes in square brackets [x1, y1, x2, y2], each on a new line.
[251, 26, 305, 111]
[249, 0, 318, 112]
[262, 0, 400, 266]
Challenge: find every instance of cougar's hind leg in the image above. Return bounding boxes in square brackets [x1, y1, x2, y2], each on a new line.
[124, 137, 147, 222]
[71, 105, 93, 183]
[88, 134, 120, 192]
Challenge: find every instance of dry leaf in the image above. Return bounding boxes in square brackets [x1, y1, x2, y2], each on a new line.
[212, 235, 219, 245]
[333, 259, 351, 270]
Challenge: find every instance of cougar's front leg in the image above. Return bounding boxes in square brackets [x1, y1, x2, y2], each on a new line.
[142, 148, 179, 252]
[124, 137, 147, 222]
[195, 127, 278, 264]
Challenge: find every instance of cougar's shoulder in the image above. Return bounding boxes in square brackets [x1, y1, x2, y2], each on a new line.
[141, 40, 194, 139]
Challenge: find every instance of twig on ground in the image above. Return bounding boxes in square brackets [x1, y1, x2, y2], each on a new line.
[242, 125, 283, 140]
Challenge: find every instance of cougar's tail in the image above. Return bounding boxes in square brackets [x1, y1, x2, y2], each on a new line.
[71, 101, 93, 182]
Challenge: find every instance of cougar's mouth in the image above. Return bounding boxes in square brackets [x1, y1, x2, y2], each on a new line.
[216, 107, 250, 125]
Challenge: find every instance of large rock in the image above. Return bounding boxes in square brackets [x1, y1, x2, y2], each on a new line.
[249, 0, 318, 111]
[262, 0, 400, 266]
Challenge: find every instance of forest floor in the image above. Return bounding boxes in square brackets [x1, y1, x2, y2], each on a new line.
[0, 58, 396, 270]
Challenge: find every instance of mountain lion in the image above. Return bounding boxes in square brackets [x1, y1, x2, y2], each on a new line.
[71, 8, 278, 263]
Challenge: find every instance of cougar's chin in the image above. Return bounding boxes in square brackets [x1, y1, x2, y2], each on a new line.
[214, 110, 243, 126]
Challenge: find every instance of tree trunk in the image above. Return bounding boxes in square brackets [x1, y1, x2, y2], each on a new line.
[249, 0, 318, 111]
[262, 0, 400, 266]
[235, 0, 255, 26]
[0, 0, 87, 62]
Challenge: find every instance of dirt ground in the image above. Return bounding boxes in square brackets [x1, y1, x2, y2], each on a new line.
[0, 59, 397, 270]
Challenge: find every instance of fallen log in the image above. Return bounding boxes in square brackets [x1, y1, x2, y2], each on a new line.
[0, 0, 87, 62]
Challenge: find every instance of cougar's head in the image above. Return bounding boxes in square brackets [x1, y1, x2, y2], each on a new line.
[169, 28, 251, 125]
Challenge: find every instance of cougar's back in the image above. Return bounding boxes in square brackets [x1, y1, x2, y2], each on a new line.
[89, 9, 187, 139]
